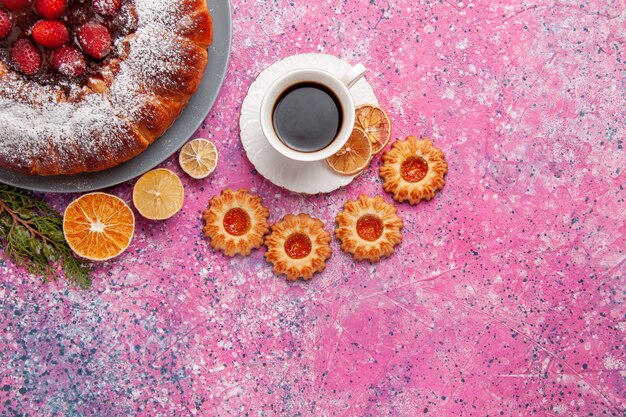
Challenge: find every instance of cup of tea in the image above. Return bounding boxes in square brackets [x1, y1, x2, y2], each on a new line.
[260, 64, 367, 161]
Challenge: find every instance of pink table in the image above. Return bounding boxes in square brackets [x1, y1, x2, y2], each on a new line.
[1, 0, 624, 415]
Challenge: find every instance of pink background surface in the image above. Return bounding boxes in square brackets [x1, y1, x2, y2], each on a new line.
[1, 0, 625, 415]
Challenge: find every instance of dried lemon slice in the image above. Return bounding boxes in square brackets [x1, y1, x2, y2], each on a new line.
[63, 192, 135, 261]
[133, 168, 185, 220]
[355, 104, 392, 154]
[325, 127, 373, 176]
[179, 138, 218, 179]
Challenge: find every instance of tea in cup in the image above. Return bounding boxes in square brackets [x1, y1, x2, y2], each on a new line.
[260, 64, 366, 161]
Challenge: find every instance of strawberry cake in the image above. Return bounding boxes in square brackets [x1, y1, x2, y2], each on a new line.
[0, 0, 213, 175]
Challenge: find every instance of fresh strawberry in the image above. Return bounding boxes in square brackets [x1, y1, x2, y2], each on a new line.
[52, 45, 86, 77]
[35, 0, 66, 19]
[11, 39, 42, 75]
[92, 0, 121, 16]
[76, 22, 111, 59]
[32, 20, 68, 48]
[0, 9, 11, 40]
[1, 0, 30, 11]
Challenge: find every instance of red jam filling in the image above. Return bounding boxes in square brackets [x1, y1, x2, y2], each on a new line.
[223, 208, 251, 237]
[356, 214, 384, 242]
[400, 156, 429, 183]
[284, 233, 312, 259]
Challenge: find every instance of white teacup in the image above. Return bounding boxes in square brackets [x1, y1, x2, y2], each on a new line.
[260, 64, 366, 162]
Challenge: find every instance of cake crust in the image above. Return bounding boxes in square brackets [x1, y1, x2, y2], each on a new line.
[0, 0, 213, 176]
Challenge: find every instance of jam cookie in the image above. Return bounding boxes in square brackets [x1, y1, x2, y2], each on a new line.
[335, 195, 403, 262]
[265, 214, 332, 281]
[379, 136, 448, 205]
[202, 189, 270, 257]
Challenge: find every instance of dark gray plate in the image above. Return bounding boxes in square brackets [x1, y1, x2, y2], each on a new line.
[0, 0, 232, 193]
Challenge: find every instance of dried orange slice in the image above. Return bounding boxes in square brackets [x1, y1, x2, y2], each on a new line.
[63, 192, 135, 261]
[355, 104, 392, 154]
[133, 168, 185, 220]
[179, 138, 219, 179]
[326, 126, 373, 176]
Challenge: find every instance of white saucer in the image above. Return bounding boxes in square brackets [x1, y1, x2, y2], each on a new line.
[239, 53, 379, 194]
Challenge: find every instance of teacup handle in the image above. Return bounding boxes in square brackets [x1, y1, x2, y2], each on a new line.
[340, 63, 366, 89]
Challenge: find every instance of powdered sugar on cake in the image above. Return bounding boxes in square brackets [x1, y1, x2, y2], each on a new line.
[0, 0, 211, 175]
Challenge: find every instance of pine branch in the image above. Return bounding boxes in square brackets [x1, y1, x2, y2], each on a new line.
[0, 185, 93, 288]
